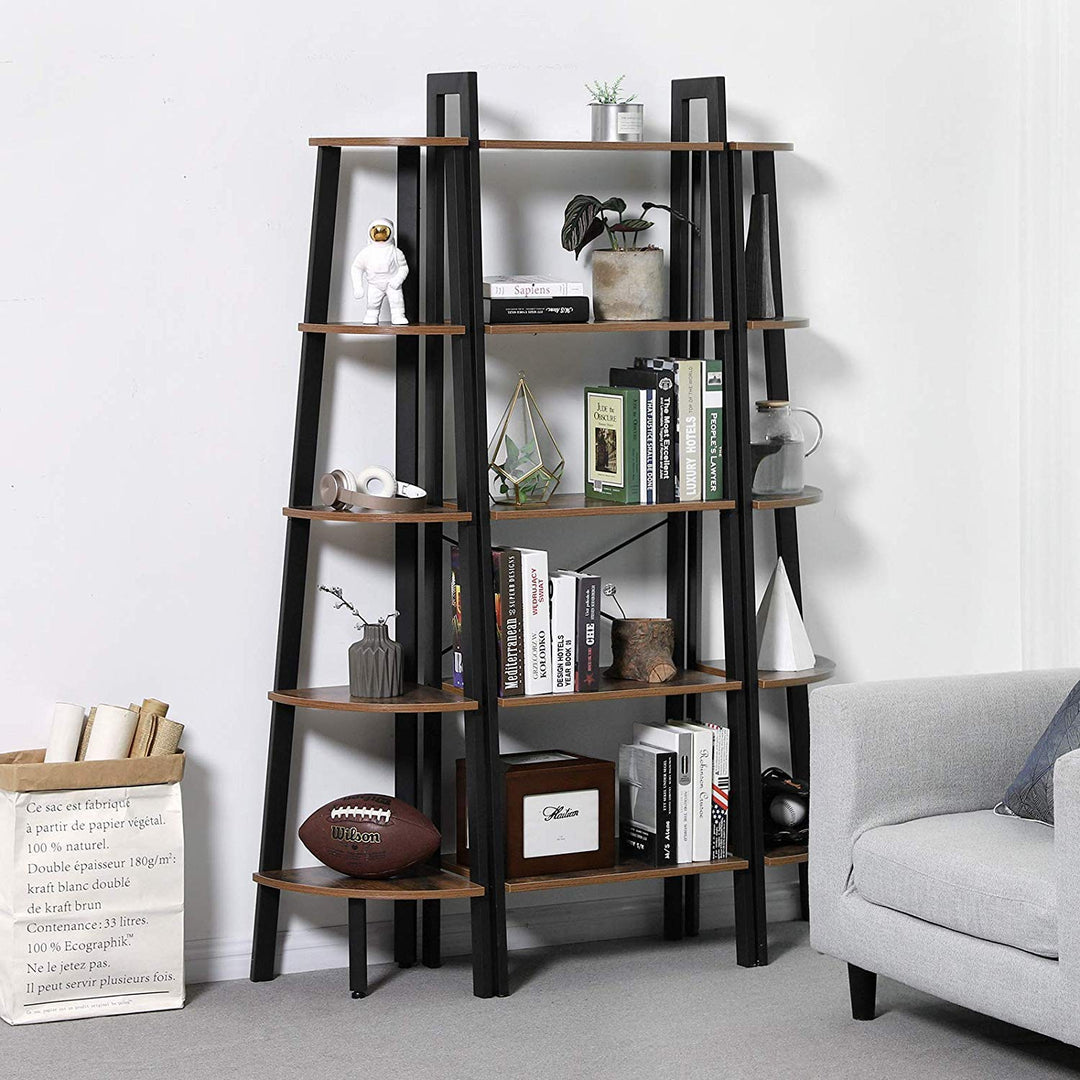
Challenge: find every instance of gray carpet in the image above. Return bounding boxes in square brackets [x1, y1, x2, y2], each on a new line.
[6, 923, 1080, 1079]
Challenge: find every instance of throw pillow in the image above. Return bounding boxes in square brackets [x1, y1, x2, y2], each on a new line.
[1002, 678, 1080, 824]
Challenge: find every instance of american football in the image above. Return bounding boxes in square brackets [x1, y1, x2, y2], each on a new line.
[298, 793, 440, 879]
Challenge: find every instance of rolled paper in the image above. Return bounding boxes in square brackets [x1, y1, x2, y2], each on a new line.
[130, 698, 170, 757]
[142, 698, 169, 717]
[148, 718, 183, 757]
[76, 706, 97, 760]
[83, 704, 138, 761]
[44, 703, 87, 763]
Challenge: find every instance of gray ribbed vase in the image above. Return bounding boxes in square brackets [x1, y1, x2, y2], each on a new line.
[348, 623, 403, 698]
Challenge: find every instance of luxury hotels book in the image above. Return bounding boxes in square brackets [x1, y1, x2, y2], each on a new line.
[584, 386, 640, 504]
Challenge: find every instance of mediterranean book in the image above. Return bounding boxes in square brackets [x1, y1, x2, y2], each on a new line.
[517, 547, 552, 695]
[671, 721, 715, 862]
[703, 723, 730, 859]
[484, 297, 590, 324]
[493, 548, 524, 697]
[482, 275, 585, 299]
[633, 721, 693, 864]
[618, 743, 676, 866]
[704, 358, 724, 500]
[584, 386, 640, 504]
[556, 569, 601, 692]
[450, 545, 463, 689]
[611, 365, 675, 504]
[548, 571, 577, 695]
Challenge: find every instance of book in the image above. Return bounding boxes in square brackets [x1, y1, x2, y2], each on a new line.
[493, 548, 524, 697]
[517, 548, 552, 695]
[548, 572, 577, 694]
[638, 388, 655, 504]
[450, 545, 463, 688]
[484, 297, 590, 324]
[618, 743, 676, 866]
[483, 275, 585, 299]
[704, 358, 724, 500]
[675, 359, 703, 501]
[556, 569, 601, 692]
[633, 721, 693, 863]
[584, 386, 640, 504]
[612, 366, 676, 504]
[703, 723, 730, 859]
[671, 721, 715, 862]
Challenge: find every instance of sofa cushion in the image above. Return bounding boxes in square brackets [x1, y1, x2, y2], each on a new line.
[852, 810, 1058, 958]
[1003, 676, 1080, 824]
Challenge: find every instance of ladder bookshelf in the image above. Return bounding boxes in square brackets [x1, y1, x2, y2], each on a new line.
[249, 70, 831, 999]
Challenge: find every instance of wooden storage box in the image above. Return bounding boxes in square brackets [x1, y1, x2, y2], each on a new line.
[456, 750, 615, 878]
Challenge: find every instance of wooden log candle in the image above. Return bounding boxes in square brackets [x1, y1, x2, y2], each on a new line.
[607, 618, 677, 683]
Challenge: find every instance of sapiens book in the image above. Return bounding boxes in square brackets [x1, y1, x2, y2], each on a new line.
[584, 386, 640, 504]
[484, 297, 590, 324]
[493, 548, 523, 697]
[450, 545, 463, 689]
[483, 275, 585, 299]
[703, 723, 730, 859]
[548, 571, 577, 695]
[611, 365, 675, 504]
[671, 721, 715, 862]
[633, 721, 693, 863]
[556, 569, 600, 692]
[517, 548, 552, 695]
[704, 358, 724, 500]
[618, 743, 676, 866]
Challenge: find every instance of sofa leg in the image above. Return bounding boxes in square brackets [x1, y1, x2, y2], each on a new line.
[847, 963, 877, 1021]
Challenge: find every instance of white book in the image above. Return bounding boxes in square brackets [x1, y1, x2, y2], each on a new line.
[517, 548, 552, 695]
[633, 721, 693, 863]
[671, 721, 714, 862]
[703, 723, 730, 859]
[483, 275, 586, 299]
[548, 571, 576, 694]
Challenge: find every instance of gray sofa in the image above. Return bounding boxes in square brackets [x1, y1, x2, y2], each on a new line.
[809, 668, 1080, 1045]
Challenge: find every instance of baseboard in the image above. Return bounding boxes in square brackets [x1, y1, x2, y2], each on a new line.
[187, 879, 801, 985]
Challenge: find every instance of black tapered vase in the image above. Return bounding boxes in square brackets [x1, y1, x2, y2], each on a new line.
[348, 623, 404, 698]
[745, 193, 776, 319]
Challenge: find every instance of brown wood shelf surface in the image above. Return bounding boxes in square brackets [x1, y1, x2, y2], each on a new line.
[308, 136, 470, 147]
[764, 844, 808, 867]
[747, 316, 809, 330]
[444, 854, 747, 892]
[752, 485, 823, 510]
[254, 865, 484, 899]
[479, 139, 727, 152]
[485, 318, 730, 335]
[284, 505, 471, 524]
[697, 655, 836, 690]
[729, 141, 795, 152]
[444, 669, 740, 708]
[300, 321, 465, 336]
[269, 684, 478, 714]
[472, 493, 735, 519]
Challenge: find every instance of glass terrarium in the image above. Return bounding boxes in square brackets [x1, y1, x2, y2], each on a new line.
[488, 373, 564, 506]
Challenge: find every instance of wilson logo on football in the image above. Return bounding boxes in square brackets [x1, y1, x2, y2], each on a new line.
[330, 805, 392, 824]
[330, 825, 383, 844]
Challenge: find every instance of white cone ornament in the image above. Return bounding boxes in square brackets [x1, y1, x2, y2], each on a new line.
[756, 557, 815, 671]
[350, 217, 409, 325]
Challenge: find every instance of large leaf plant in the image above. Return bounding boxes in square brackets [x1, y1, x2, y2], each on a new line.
[561, 195, 696, 259]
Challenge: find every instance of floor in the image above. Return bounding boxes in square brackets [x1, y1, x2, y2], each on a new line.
[7, 923, 1080, 1079]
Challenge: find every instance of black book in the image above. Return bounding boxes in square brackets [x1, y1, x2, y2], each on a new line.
[575, 572, 600, 692]
[484, 296, 590, 324]
[618, 744, 676, 866]
[610, 366, 676, 504]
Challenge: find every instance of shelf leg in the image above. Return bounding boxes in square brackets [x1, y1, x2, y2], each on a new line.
[684, 876, 701, 937]
[663, 878, 684, 940]
[349, 899, 368, 999]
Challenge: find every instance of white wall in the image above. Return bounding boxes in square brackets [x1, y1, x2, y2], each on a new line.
[2, 1, 1029, 981]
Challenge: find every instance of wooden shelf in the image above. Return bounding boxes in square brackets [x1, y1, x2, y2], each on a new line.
[253, 865, 483, 899]
[479, 139, 726, 152]
[481, 493, 735, 519]
[764, 844, 808, 867]
[747, 316, 809, 330]
[697, 656, 836, 690]
[729, 141, 795, 152]
[485, 318, 729, 335]
[269, 684, 477, 714]
[445, 669, 740, 708]
[443, 854, 747, 893]
[300, 322, 465, 336]
[284, 505, 471, 524]
[752, 486, 823, 510]
[309, 136, 469, 148]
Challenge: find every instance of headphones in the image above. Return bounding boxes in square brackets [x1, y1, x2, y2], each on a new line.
[318, 466, 427, 512]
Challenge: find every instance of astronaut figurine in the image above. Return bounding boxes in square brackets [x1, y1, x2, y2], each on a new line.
[351, 217, 409, 325]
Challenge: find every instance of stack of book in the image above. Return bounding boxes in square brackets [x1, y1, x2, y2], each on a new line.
[584, 357, 724, 505]
[450, 546, 601, 697]
[483, 276, 590, 325]
[618, 721, 729, 866]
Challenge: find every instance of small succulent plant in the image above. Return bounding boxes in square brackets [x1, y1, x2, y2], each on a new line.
[586, 76, 636, 105]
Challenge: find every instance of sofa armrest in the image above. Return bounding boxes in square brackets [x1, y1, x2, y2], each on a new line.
[1055, 747, 1080, 972]
[810, 668, 1078, 958]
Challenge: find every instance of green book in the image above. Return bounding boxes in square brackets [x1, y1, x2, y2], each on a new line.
[584, 386, 640, 504]
[704, 359, 724, 499]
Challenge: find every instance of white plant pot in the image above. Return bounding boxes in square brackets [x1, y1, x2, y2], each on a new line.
[591, 248, 665, 321]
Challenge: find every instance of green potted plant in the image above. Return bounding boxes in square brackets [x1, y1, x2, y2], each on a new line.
[561, 195, 695, 320]
[586, 76, 642, 141]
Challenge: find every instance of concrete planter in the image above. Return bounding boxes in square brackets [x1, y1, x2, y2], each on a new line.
[591, 248, 665, 321]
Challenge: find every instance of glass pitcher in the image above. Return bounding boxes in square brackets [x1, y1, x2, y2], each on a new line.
[750, 400, 823, 496]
